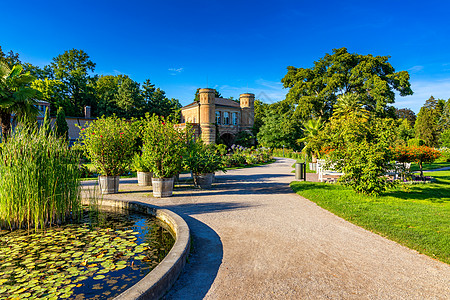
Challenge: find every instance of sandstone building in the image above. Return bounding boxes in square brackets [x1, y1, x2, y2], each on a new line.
[179, 88, 255, 145]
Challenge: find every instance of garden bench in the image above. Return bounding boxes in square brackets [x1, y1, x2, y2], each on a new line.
[317, 159, 344, 182]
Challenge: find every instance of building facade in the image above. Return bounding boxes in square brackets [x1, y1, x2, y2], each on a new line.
[179, 88, 255, 145]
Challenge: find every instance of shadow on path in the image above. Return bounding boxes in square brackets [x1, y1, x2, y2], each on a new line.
[161, 201, 251, 300]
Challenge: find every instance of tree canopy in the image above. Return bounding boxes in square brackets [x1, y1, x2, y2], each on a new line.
[1, 46, 182, 121]
[415, 96, 443, 147]
[281, 47, 413, 120]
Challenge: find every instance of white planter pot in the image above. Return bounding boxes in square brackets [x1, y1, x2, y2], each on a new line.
[98, 175, 120, 194]
[152, 177, 174, 198]
[137, 171, 152, 186]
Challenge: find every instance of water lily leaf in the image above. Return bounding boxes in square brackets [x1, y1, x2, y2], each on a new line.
[93, 275, 105, 280]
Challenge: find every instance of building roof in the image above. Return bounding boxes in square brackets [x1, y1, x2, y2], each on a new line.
[181, 101, 199, 110]
[215, 98, 240, 107]
[180, 97, 240, 110]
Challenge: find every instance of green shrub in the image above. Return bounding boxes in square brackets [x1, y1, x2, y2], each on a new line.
[407, 138, 425, 147]
[142, 115, 188, 178]
[77, 115, 138, 176]
[439, 148, 450, 162]
[184, 139, 226, 174]
[0, 126, 81, 230]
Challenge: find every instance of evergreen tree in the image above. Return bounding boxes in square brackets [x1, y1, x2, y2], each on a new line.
[55, 107, 69, 140]
[415, 96, 441, 147]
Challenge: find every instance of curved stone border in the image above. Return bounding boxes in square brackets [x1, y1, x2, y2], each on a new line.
[81, 198, 190, 300]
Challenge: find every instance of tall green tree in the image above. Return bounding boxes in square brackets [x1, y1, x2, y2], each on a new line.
[50, 49, 96, 117]
[395, 108, 417, 128]
[256, 112, 301, 149]
[94, 75, 120, 116]
[0, 63, 39, 140]
[142, 79, 181, 119]
[253, 99, 269, 136]
[415, 96, 443, 147]
[439, 99, 450, 131]
[281, 47, 413, 121]
[55, 107, 69, 140]
[114, 76, 144, 118]
[31, 78, 67, 115]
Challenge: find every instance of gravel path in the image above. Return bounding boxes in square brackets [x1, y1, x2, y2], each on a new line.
[84, 158, 450, 299]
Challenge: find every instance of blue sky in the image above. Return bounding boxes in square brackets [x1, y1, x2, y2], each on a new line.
[2, 0, 450, 112]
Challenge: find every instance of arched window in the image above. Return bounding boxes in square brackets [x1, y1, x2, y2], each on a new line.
[232, 113, 238, 125]
[216, 111, 221, 124]
[223, 112, 230, 125]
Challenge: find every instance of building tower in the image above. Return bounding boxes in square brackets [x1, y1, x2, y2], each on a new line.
[199, 88, 216, 144]
[239, 93, 255, 131]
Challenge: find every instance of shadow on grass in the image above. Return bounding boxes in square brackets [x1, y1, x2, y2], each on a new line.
[290, 181, 341, 193]
[384, 185, 450, 203]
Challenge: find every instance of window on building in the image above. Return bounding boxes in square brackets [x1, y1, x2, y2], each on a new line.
[223, 112, 230, 125]
[232, 112, 238, 125]
[216, 111, 221, 124]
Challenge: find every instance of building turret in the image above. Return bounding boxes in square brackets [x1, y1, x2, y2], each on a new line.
[239, 93, 255, 130]
[199, 88, 216, 144]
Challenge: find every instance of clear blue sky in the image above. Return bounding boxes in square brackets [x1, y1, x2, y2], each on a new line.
[2, 0, 449, 112]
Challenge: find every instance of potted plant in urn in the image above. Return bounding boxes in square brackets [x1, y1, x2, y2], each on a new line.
[184, 140, 226, 188]
[78, 115, 137, 194]
[142, 115, 187, 197]
[132, 153, 153, 186]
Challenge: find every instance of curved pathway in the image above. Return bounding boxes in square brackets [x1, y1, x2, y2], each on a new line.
[87, 158, 450, 299]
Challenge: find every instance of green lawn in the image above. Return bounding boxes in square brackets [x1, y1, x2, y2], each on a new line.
[290, 160, 316, 173]
[291, 171, 450, 264]
[410, 161, 450, 172]
[225, 159, 276, 170]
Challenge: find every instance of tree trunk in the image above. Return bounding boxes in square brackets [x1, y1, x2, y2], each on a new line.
[0, 110, 11, 142]
[419, 161, 423, 178]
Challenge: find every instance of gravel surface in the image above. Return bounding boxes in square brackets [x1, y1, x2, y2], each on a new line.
[83, 158, 450, 299]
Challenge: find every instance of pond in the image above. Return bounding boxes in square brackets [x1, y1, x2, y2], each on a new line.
[0, 208, 175, 299]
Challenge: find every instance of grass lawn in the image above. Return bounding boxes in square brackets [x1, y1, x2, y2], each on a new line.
[410, 161, 450, 172]
[290, 160, 316, 173]
[291, 171, 450, 264]
[225, 159, 276, 170]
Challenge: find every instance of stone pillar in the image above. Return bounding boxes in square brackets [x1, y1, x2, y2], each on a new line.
[199, 88, 216, 144]
[239, 93, 255, 130]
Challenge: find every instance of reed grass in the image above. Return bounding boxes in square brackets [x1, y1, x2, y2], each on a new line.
[0, 126, 81, 231]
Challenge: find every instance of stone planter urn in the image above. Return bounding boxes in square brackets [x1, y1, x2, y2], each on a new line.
[137, 171, 153, 186]
[98, 175, 120, 194]
[152, 177, 174, 198]
[193, 173, 214, 189]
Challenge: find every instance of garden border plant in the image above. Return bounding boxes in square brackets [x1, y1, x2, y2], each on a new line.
[0, 125, 81, 230]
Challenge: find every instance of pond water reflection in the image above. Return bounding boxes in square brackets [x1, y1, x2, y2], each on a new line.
[0, 208, 175, 299]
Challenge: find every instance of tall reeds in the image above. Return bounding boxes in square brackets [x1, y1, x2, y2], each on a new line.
[0, 126, 81, 231]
